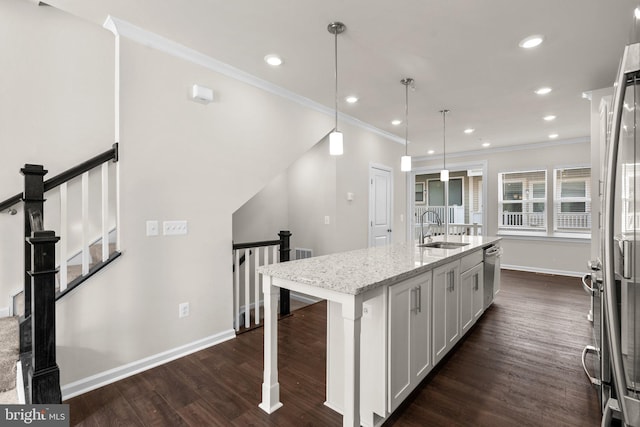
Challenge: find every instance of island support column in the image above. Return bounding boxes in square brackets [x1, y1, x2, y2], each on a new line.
[259, 276, 283, 413]
[342, 294, 363, 427]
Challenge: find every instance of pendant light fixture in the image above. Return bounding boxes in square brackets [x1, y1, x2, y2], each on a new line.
[328, 22, 346, 156]
[400, 78, 414, 172]
[440, 109, 450, 182]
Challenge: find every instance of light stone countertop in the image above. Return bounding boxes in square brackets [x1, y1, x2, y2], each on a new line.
[257, 235, 501, 295]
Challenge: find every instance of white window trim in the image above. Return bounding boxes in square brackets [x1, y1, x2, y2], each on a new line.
[498, 170, 547, 234]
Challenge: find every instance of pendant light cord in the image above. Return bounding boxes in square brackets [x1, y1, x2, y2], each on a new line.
[442, 110, 448, 170]
[334, 29, 339, 132]
[405, 82, 409, 155]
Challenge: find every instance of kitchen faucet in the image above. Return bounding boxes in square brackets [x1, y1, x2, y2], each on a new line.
[420, 210, 442, 244]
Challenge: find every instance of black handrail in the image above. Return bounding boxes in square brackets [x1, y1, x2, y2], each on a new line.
[45, 143, 118, 191]
[0, 143, 118, 212]
[233, 239, 280, 250]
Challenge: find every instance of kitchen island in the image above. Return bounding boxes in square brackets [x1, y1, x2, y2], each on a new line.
[257, 235, 501, 427]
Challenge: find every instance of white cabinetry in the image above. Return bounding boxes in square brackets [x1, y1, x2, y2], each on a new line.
[432, 260, 460, 365]
[388, 272, 432, 412]
[461, 263, 484, 334]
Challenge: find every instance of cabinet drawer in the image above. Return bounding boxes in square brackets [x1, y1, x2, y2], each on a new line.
[460, 250, 483, 272]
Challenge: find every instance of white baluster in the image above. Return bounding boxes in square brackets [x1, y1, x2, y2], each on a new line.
[101, 162, 109, 262]
[234, 249, 240, 331]
[59, 183, 68, 292]
[245, 248, 251, 329]
[81, 172, 90, 276]
[255, 246, 261, 325]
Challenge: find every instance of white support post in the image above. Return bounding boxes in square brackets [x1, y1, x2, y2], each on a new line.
[101, 162, 109, 262]
[272, 245, 278, 264]
[259, 276, 283, 414]
[254, 247, 261, 325]
[81, 172, 90, 276]
[244, 248, 251, 329]
[59, 183, 68, 292]
[234, 250, 240, 331]
[341, 294, 363, 427]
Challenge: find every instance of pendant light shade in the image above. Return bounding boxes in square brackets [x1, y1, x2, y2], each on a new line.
[329, 131, 343, 155]
[440, 109, 450, 181]
[400, 78, 414, 172]
[328, 22, 346, 156]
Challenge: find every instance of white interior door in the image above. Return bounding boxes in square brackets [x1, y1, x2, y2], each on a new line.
[369, 165, 393, 247]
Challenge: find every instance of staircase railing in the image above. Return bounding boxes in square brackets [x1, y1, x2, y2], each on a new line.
[0, 144, 120, 404]
[232, 230, 291, 331]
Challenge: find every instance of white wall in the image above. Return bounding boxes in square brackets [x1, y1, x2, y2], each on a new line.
[235, 125, 407, 257]
[1, 2, 355, 391]
[413, 140, 592, 276]
[0, 0, 114, 311]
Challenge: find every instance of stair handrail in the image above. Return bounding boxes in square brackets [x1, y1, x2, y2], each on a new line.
[0, 143, 118, 212]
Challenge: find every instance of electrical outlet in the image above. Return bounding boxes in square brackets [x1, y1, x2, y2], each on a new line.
[146, 220, 159, 236]
[324, 215, 330, 225]
[164, 220, 188, 235]
[179, 302, 190, 318]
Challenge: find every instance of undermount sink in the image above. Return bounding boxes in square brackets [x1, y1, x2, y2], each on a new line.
[418, 242, 469, 249]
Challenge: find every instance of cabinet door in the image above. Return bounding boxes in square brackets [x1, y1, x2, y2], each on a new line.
[460, 267, 475, 334]
[472, 267, 485, 320]
[388, 273, 432, 412]
[432, 264, 448, 363]
[412, 272, 432, 382]
[461, 263, 483, 334]
[388, 278, 414, 411]
[446, 263, 460, 347]
[433, 261, 460, 365]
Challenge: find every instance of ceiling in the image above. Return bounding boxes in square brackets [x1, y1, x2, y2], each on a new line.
[51, 0, 639, 156]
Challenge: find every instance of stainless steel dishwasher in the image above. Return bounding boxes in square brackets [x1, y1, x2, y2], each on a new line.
[483, 245, 502, 309]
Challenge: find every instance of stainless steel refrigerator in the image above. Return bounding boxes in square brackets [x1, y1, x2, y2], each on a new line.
[602, 10, 640, 425]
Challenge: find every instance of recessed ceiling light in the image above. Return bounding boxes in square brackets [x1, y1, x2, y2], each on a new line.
[535, 87, 552, 95]
[482, 142, 491, 147]
[264, 54, 283, 66]
[464, 128, 475, 134]
[427, 150, 435, 155]
[543, 115, 556, 121]
[519, 35, 544, 49]
[345, 95, 358, 104]
[549, 133, 559, 139]
[391, 119, 402, 126]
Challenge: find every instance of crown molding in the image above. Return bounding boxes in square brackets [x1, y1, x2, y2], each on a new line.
[412, 136, 589, 162]
[102, 16, 405, 145]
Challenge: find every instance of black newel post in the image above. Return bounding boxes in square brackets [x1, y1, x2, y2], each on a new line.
[20, 164, 47, 355]
[27, 230, 61, 404]
[278, 230, 292, 316]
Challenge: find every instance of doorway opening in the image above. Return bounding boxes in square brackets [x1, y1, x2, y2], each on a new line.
[408, 162, 487, 240]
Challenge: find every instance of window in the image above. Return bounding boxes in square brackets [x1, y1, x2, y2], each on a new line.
[554, 167, 591, 233]
[415, 182, 425, 204]
[498, 170, 546, 232]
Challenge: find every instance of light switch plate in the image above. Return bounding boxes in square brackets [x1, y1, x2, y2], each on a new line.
[164, 220, 188, 235]
[146, 220, 159, 236]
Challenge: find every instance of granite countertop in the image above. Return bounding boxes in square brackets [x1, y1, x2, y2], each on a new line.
[257, 235, 501, 295]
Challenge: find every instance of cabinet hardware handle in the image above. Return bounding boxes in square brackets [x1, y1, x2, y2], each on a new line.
[411, 287, 417, 313]
[417, 285, 422, 313]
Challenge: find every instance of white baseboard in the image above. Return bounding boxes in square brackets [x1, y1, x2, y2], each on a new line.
[0, 307, 10, 318]
[61, 328, 236, 400]
[501, 264, 584, 278]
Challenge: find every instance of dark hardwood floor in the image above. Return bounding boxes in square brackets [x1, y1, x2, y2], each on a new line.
[66, 270, 601, 426]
